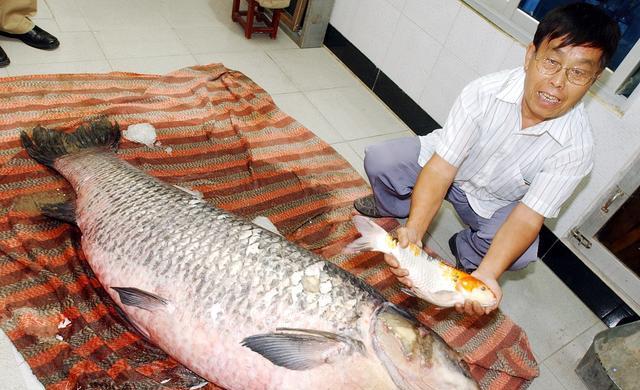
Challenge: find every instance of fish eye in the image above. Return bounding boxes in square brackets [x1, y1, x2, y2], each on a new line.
[481, 286, 486, 291]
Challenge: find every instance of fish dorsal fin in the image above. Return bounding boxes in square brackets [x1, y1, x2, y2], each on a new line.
[40, 201, 77, 224]
[111, 287, 169, 312]
[241, 328, 365, 370]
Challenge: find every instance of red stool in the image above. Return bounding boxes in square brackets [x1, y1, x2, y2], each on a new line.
[231, 0, 285, 39]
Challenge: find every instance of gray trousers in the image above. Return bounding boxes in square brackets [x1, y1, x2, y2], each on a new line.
[363, 137, 538, 271]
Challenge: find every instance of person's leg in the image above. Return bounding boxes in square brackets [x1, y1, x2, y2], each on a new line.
[446, 187, 539, 271]
[361, 137, 422, 218]
[0, 0, 36, 34]
[0, 0, 58, 51]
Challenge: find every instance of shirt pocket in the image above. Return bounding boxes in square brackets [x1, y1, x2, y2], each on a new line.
[489, 163, 530, 201]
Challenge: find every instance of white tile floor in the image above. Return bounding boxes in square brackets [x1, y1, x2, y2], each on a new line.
[0, 1, 604, 389]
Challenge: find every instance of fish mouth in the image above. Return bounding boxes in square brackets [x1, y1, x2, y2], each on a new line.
[370, 303, 479, 390]
[369, 304, 424, 390]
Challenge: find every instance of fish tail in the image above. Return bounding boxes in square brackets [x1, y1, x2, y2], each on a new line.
[20, 117, 120, 167]
[343, 215, 393, 254]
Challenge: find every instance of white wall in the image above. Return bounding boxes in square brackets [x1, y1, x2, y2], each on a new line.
[329, 0, 640, 238]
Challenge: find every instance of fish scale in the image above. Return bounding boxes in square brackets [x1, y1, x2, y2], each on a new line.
[20, 120, 480, 390]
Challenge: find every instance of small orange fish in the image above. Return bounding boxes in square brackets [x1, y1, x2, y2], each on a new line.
[345, 216, 497, 308]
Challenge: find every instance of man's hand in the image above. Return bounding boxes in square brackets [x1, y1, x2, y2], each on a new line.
[383, 226, 421, 288]
[454, 269, 502, 315]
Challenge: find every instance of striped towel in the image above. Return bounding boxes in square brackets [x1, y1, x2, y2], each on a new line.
[0, 64, 538, 389]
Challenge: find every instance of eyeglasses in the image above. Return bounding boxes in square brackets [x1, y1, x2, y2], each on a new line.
[534, 56, 597, 86]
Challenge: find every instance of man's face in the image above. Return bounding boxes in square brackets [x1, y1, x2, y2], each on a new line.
[522, 37, 603, 126]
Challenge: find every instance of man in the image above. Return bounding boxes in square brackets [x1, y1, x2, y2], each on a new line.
[354, 3, 620, 316]
[0, 0, 60, 67]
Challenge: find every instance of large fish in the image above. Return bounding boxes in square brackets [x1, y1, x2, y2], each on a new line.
[20, 118, 479, 390]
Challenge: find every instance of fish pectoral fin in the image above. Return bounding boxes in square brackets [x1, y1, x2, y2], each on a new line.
[112, 304, 151, 339]
[399, 287, 418, 298]
[111, 287, 169, 312]
[430, 290, 460, 303]
[240, 328, 365, 370]
[39, 200, 77, 224]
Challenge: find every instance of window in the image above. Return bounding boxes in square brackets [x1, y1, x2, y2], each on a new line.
[464, 0, 640, 111]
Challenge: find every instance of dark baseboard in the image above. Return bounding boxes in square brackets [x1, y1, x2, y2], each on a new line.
[323, 23, 639, 328]
[323, 24, 441, 136]
[538, 226, 638, 327]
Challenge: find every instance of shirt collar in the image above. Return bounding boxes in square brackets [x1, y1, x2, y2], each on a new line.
[497, 66, 575, 146]
[496, 67, 525, 104]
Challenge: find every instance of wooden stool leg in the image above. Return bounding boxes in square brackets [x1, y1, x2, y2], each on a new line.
[270, 9, 281, 39]
[231, 0, 240, 21]
[245, 0, 255, 39]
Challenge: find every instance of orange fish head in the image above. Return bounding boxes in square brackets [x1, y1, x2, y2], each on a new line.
[456, 276, 496, 306]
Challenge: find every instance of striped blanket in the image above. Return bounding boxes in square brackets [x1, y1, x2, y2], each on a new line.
[0, 64, 538, 389]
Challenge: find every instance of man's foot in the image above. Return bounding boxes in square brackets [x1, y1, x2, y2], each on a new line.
[448, 233, 464, 269]
[448, 233, 477, 273]
[354, 195, 384, 217]
[0, 26, 60, 50]
[0, 45, 9, 67]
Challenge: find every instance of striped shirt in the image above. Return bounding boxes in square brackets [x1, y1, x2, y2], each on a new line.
[418, 67, 593, 219]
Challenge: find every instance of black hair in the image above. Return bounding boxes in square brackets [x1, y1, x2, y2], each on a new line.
[533, 3, 620, 69]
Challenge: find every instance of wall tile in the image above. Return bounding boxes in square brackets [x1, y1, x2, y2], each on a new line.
[328, 0, 360, 39]
[500, 41, 527, 70]
[445, 5, 513, 75]
[418, 48, 479, 124]
[585, 98, 638, 179]
[347, 0, 401, 66]
[380, 15, 442, 102]
[403, 0, 460, 44]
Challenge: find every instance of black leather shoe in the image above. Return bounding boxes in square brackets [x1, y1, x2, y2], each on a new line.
[0, 45, 9, 67]
[448, 233, 463, 268]
[448, 233, 475, 273]
[354, 195, 384, 217]
[0, 25, 59, 50]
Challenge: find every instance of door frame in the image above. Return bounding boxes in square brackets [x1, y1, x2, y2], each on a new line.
[569, 154, 640, 314]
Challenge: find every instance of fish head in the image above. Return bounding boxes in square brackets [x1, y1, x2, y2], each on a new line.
[456, 276, 497, 306]
[370, 304, 479, 389]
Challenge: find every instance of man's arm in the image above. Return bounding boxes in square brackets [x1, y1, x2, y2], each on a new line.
[405, 153, 458, 240]
[458, 202, 544, 315]
[383, 153, 457, 286]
